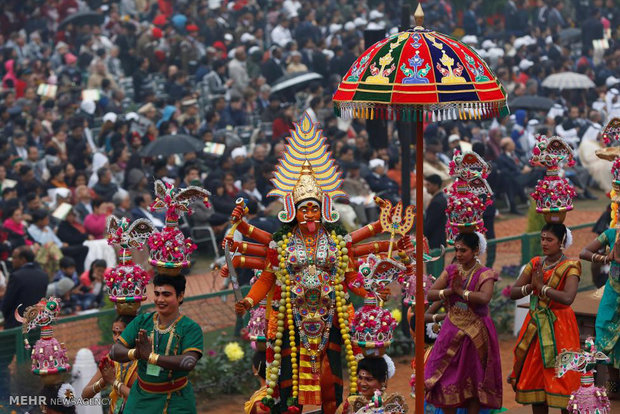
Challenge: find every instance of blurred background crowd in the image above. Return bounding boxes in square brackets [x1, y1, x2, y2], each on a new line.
[0, 0, 619, 317]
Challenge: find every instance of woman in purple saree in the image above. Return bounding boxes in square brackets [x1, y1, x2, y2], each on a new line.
[424, 232, 503, 414]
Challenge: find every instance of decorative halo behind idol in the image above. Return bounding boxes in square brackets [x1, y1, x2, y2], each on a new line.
[147, 180, 210, 275]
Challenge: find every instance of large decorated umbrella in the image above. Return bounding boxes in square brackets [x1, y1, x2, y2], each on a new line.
[333, 4, 508, 413]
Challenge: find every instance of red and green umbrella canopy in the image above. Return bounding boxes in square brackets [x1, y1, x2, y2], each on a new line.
[333, 28, 509, 121]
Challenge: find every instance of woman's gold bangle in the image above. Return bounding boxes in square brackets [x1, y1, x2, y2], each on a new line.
[464, 290, 471, 302]
[148, 352, 160, 365]
[439, 289, 446, 300]
[432, 314, 438, 323]
[127, 348, 137, 361]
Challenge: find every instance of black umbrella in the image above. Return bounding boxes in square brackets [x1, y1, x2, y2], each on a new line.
[58, 11, 104, 30]
[509, 95, 555, 111]
[140, 134, 204, 157]
[270, 71, 323, 100]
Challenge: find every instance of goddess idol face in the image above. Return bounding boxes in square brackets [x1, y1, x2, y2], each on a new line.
[296, 200, 321, 234]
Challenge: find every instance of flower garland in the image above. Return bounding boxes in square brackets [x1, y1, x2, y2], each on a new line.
[261, 230, 357, 412]
[530, 175, 576, 212]
[104, 263, 151, 301]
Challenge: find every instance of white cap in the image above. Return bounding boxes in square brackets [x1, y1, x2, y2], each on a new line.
[344, 22, 356, 31]
[606, 76, 620, 88]
[367, 21, 385, 30]
[487, 47, 505, 58]
[248, 45, 261, 55]
[329, 23, 342, 34]
[125, 112, 139, 121]
[461, 35, 478, 45]
[545, 35, 553, 45]
[240, 33, 256, 43]
[80, 100, 96, 115]
[231, 146, 248, 159]
[527, 119, 540, 126]
[103, 112, 117, 123]
[389, 27, 399, 35]
[224, 33, 234, 42]
[519, 59, 534, 71]
[610, 88, 619, 96]
[448, 134, 460, 143]
[322, 49, 335, 59]
[354, 17, 367, 27]
[481, 39, 496, 49]
[369, 10, 384, 20]
[369, 158, 385, 170]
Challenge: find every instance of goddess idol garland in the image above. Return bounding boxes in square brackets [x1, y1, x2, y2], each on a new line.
[223, 113, 413, 414]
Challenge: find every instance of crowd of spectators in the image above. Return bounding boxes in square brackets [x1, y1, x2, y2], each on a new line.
[0, 0, 619, 321]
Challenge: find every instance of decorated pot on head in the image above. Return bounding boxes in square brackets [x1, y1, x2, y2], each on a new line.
[529, 135, 576, 224]
[349, 254, 404, 356]
[445, 151, 493, 244]
[556, 337, 610, 414]
[15, 297, 71, 384]
[247, 271, 267, 350]
[105, 216, 155, 315]
[147, 180, 210, 275]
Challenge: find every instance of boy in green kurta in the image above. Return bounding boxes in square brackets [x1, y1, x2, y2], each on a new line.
[110, 274, 203, 413]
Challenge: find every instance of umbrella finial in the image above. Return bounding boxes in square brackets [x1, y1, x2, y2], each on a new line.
[414, 3, 424, 28]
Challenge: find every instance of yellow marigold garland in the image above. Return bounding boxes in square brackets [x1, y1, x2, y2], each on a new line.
[611, 190, 618, 228]
[263, 230, 358, 410]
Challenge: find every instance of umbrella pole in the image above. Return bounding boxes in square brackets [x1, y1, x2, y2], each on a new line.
[414, 113, 425, 414]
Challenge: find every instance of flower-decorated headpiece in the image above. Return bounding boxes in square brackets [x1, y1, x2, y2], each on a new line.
[347, 391, 409, 413]
[105, 216, 155, 315]
[530, 135, 576, 224]
[15, 297, 71, 384]
[596, 118, 620, 212]
[555, 337, 610, 414]
[350, 254, 404, 356]
[268, 112, 346, 223]
[445, 151, 493, 243]
[148, 180, 210, 275]
[247, 271, 267, 350]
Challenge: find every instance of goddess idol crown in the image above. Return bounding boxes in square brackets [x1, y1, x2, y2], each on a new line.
[268, 112, 346, 223]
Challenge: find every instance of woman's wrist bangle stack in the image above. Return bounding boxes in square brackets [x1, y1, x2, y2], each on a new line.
[113, 380, 123, 394]
[127, 348, 137, 361]
[593, 253, 610, 264]
[541, 285, 551, 298]
[92, 379, 105, 394]
[148, 352, 160, 365]
[521, 285, 530, 297]
[432, 314, 438, 323]
[439, 289, 446, 300]
[464, 290, 471, 302]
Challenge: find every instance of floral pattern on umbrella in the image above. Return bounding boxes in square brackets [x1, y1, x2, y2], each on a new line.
[333, 29, 508, 121]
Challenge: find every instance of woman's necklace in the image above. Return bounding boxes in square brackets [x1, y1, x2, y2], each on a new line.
[543, 254, 564, 270]
[155, 313, 181, 334]
[458, 262, 480, 289]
